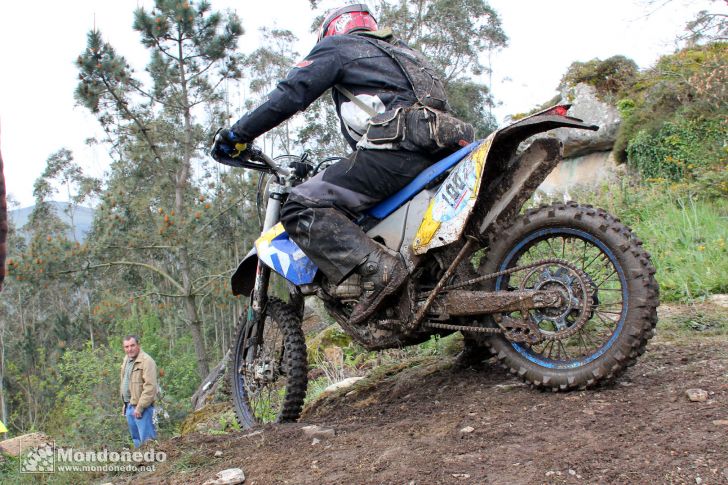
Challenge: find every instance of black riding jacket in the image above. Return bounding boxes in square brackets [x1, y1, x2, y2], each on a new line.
[231, 32, 418, 150]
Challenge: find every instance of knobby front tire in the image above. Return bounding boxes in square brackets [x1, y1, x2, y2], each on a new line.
[230, 298, 308, 428]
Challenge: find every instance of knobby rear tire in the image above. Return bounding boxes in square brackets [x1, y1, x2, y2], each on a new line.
[478, 202, 659, 391]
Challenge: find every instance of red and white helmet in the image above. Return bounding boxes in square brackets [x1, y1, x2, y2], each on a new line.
[317, 3, 378, 42]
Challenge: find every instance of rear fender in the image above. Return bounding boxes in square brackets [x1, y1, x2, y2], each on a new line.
[477, 137, 563, 235]
[412, 105, 597, 254]
[475, 105, 599, 236]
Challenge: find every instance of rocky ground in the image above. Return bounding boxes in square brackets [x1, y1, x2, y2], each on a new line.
[108, 302, 728, 485]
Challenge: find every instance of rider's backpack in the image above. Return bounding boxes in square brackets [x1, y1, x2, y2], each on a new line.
[345, 30, 475, 152]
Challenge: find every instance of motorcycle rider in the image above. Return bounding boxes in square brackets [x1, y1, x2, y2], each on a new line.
[211, 4, 472, 324]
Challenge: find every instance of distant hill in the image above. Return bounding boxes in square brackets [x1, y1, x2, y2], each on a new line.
[10, 201, 94, 242]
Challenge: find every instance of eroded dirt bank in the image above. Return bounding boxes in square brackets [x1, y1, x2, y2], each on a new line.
[129, 314, 728, 485]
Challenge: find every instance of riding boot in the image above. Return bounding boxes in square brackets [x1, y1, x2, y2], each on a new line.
[348, 248, 408, 325]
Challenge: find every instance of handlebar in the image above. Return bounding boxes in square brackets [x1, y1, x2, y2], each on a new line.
[215, 146, 291, 178]
[247, 147, 291, 177]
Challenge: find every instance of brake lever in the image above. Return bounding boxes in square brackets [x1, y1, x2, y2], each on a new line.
[247, 146, 264, 162]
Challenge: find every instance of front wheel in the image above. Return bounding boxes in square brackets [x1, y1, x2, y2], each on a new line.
[230, 298, 308, 428]
[478, 202, 659, 390]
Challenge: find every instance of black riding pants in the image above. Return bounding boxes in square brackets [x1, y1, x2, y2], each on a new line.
[280, 148, 433, 283]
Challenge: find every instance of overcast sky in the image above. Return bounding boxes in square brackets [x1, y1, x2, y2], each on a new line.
[0, 0, 718, 207]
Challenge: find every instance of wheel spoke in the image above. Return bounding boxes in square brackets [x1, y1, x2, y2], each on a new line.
[595, 311, 619, 326]
[596, 301, 624, 309]
[597, 309, 623, 316]
[557, 339, 571, 360]
[545, 238, 560, 258]
[492, 232, 629, 366]
[545, 339, 556, 360]
[582, 252, 602, 272]
[577, 331, 589, 356]
[595, 269, 618, 288]
[580, 327, 599, 348]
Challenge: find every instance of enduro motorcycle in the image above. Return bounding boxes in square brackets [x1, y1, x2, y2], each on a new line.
[221, 105, 659, 428]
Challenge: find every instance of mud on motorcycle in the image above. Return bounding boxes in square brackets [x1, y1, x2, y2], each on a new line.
[215, 105, 660, 428]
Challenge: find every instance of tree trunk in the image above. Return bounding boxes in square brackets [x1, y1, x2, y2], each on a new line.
[0, 126, 7, 291]
[189, 349, 230, 411]
[183, 270, 209, 378]
[175, 29, 209, 379]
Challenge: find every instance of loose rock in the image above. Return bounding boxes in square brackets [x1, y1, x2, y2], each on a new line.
[493, 383, 527, 391]
[202, 468, 245, 485]
[708, 294, 728, 308]
[686, 389, 709, 402]
[324, 376, 365, 393]
[302, 425, 335, 439]
[460, 426, 475, 433]
[0, 433, 52, 456]
[214, 450, 223, 457]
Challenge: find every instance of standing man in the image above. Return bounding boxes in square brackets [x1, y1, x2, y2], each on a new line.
[120, 335, 158, 448]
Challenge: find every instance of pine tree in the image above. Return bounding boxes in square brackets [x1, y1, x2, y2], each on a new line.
[75, 0, 245, 378]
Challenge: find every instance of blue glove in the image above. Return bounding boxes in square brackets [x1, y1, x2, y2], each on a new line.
[210, 128, 250, 166]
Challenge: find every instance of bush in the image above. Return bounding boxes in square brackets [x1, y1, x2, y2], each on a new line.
[42, 310, 203, 447]
[46, 344, 129, 448]
[614, 42, 728, 162]
[560, 55, 638, 101]
[626, 116, 727, 185]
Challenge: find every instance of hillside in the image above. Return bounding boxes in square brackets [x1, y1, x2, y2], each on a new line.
[93, 304, 727, 485]
[10, 201, 94, 241]
[0, 4, 725, 484]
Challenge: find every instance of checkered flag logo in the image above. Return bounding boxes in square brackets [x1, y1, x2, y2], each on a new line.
[20, 442, 55, 473]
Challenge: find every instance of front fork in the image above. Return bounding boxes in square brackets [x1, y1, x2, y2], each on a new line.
[246, 191, 285, 360]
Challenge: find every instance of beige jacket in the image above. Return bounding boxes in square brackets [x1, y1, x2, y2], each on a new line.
[119, 350, 158, 411]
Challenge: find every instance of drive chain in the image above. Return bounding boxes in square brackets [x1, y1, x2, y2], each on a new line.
[424, 258, 596, 343]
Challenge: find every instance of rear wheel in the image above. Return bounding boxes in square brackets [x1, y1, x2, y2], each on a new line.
[230, 298, 308, 428]
[478, 202, 659, 390]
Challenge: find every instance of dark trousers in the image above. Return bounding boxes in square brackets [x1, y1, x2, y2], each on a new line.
[280, 149, 433, 283]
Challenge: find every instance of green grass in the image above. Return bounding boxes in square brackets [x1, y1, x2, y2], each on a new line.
[304, 331, 464, 405]
[548, 183, 728, 302]
[632, 195, 727, 301]
[657, 304, 728, 340]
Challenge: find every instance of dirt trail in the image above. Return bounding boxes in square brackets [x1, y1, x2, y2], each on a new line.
[127, 324, 728, 485]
